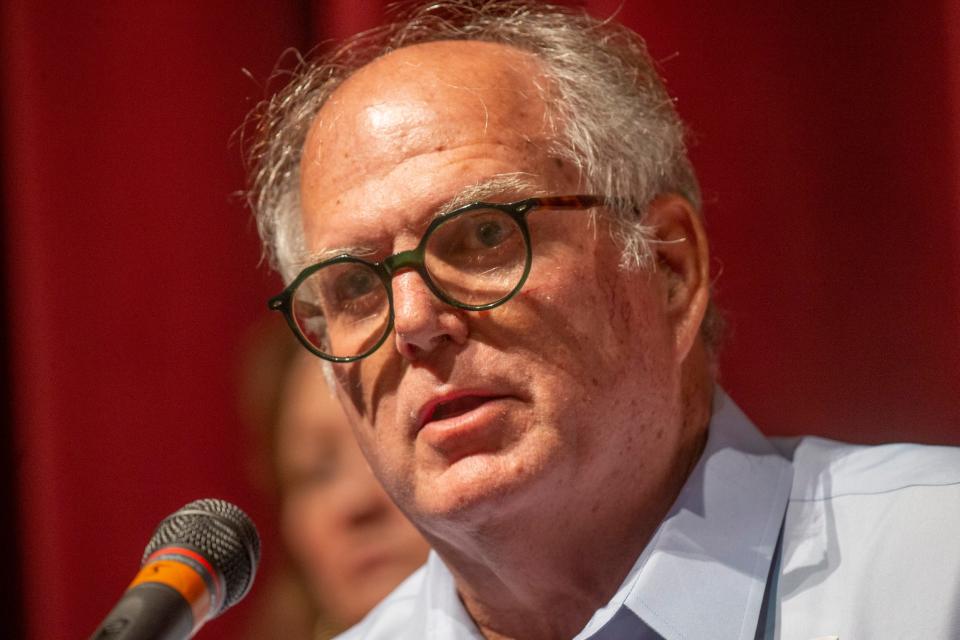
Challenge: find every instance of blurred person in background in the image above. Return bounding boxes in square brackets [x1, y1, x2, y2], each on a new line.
[239, 325, 430, 639]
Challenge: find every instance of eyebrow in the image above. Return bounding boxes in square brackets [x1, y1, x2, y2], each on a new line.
[300, 172, 545, 267]
[298, 244, 375, 270]
[435, 172, 543, 213]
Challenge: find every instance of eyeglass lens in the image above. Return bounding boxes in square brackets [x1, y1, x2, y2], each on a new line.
[290, 207, 528, 359]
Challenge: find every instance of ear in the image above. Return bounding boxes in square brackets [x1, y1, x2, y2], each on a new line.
[644, 194, 710, 362]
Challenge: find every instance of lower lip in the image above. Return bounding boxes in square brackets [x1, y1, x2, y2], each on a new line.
[417, 397, 512, 457]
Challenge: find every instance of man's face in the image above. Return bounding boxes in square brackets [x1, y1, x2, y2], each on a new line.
[298, 41, 689, 534]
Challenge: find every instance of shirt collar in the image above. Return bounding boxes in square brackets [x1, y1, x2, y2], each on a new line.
[576, 388, 794, 640]
[416, 550, 486, 638]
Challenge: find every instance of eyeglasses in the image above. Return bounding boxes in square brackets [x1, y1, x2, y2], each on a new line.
[268, 195, 605, 362]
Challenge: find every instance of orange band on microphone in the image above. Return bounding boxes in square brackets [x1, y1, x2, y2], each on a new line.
[129, 558, 212, 628]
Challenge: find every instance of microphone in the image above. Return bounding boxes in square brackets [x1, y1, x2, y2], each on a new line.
[90, 498, 261, 640]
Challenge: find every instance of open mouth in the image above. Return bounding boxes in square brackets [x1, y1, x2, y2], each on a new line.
[419, 393, 506, 428]
[432, 396, 492, 421]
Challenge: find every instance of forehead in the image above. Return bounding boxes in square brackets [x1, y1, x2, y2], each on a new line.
[299, 41, 563, 252]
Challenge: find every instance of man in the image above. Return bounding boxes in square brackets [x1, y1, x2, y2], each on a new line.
[246, 2, 960, 638]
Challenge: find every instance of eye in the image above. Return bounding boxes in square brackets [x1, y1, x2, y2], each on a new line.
[334, 266, 377, 302]
[458, 213, 515, 251]
[425, 208, 525, 282]
[476, 219, 509, 247]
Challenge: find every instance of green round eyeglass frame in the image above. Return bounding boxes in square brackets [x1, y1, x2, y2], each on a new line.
[268, 194, 606, 363]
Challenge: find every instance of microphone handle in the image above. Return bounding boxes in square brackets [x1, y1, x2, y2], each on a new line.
[90, 582, 193, 640]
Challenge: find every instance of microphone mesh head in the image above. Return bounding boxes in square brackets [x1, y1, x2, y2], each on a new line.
[142, 498, 261, 615]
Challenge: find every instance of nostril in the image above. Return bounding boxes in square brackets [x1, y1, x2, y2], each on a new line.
[396, 334, 423, 361]
[395, 322, 459, 361]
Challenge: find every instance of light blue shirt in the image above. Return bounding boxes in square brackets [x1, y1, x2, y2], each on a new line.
[339, 391, 960, 639]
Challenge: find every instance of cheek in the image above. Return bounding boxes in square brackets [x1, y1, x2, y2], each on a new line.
[281, 495, 340, 576]
[334, 347, 407, 431]
[332, 367, 392, 463]
[511, 258, 639, 358]
[510, 247, 671, 404]
[329, 411, 411, 509]
[333, 361, 368, 420]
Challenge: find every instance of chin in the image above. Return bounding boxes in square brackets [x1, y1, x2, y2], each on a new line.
[413, 448, 548, 524]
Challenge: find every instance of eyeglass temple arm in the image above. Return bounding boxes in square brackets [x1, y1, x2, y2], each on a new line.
[531, 195, 604, 209]
[529, 195, 641, 213]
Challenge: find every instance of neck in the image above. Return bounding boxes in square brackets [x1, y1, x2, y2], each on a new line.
[435, 511, 654, 639]
[426, 356, 714, 640]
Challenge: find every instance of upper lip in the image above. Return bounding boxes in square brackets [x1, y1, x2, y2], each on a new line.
[416, 390, 508, 431]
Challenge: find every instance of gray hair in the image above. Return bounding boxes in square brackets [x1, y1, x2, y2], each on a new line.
[244, 0, 724, 353]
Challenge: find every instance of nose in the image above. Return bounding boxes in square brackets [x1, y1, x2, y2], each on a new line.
[391, 270, 468, 361]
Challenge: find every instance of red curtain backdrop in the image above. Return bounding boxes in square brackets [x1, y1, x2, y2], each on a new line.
[2, 2, 958, 640]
